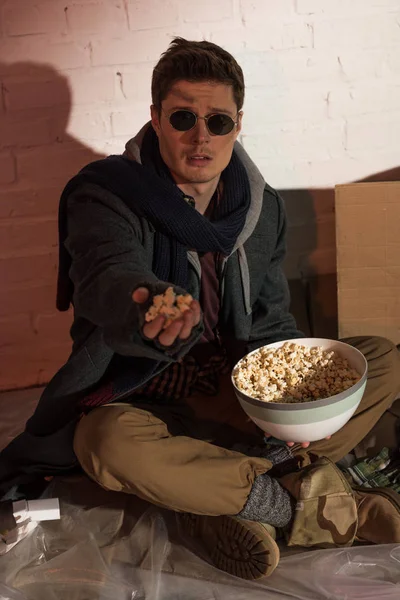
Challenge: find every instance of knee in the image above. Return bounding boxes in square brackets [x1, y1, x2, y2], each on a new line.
[343, 335, 399, 363]
[74, 407, 122, 460]
[364, 337, 400, 376]
[73, 407, 153, 489]
[366, 336, 398, 355]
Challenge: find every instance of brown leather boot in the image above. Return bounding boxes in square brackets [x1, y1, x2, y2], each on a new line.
[176, 513, 280, 580]
[355, 486, 400, 544]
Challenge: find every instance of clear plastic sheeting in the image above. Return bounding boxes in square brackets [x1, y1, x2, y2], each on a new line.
[0, 477, 399, 600]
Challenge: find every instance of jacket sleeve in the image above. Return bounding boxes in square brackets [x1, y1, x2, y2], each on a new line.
[247, 191, 304, 353]
[65, 183, 203, 360]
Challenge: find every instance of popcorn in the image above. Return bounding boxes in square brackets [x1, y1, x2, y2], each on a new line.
[233, 342, 361, 403]
[145, 286, 193, 329]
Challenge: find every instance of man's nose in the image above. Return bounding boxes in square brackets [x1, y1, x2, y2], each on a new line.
[190, 117, 210, 144]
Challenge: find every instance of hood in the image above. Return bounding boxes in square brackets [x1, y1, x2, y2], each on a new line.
[124, 122, 266, 251]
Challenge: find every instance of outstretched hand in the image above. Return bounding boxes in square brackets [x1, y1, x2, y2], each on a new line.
[264, 435, 331, 449]
[132, 287, 201, 347]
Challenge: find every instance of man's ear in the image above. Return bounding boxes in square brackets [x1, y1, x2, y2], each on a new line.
[150, 105, 161, 136]
[235, 111, 243, 139]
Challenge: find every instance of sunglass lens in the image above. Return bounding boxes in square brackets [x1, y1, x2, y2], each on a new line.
[207, 114, 235, 135]
[169, 110, 196, 131]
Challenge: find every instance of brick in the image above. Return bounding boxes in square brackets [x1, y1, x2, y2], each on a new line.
[0, 115, 52, 148]
[67, 69, 115, 105]
[0, 219, 58, 257]
[328, 83, 400, 118]
[111, 109, 150, 137]
[296, 0, 400, 16]
[0, 342, 71, 390]
[32, 310, 73, 341]
[40, 41, 91, 71]
[384, 47, 400, 77]
[2, 72, 99, 117]
[17, 143, 104, 185]
[286, 223, 317, 254]
[257, 158, 312, 189]
[336, 48, 387, 81]
[67, 111, 111, 141]
[0, 152, 15, 183]
[244, 22, 312, 51]
[309, 189, 335, 220]
[0, 187, 60, 219]
[0, 253, 58, 287]
[241, 0, 295, 25]
[213, 24, 313, 53]
[128, 0, 179, 30]
[0, 39, 90, 72]
[0, 283, 56, 318]
[2, 0, 67, 36]
[306, 248, 337, 275]
[280, 188, 319, 228]
[304, 156, 385, 188]
[65, 1, 128, 34]
[3, 77, 70, 111]
[0, 314, 35, 349]
[234, 52, 284, 88]
[239, 50, 342, 90]
[315, 216, 336, 251]
[346, 113, 400, 154]
[210, 28, 247, 53]
[242, 120, 345, 161]
[313, 15, 400, 49]
[114, 65, 154, 103]
[0, 388, 42, 442]
[91, 30, 175, 65]
[89, 137, 127, 156]
[244, 85, 328, 126]
[180, 0, 232, 22]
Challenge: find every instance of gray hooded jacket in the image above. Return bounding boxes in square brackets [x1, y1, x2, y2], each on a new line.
[0, 126, 302, 486]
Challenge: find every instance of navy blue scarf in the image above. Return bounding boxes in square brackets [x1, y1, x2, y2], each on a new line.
[57, 127, 251, 311]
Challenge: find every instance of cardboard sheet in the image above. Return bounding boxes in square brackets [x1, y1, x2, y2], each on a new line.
[335, 181, 400, 344]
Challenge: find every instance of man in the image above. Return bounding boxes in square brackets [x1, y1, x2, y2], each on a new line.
[1, 38, 400, 580]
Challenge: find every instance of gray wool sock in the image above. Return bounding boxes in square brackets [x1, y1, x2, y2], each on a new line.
[232, 441, 292, 464]
[237, 473, 294, 528]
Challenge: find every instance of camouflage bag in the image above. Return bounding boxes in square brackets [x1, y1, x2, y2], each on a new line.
[279, 456, 358, 548]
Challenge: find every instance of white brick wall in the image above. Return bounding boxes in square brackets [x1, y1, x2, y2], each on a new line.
[0, 0, 399, 390]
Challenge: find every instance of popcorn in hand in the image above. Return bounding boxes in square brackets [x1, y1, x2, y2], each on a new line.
[145, 286, 193, 329]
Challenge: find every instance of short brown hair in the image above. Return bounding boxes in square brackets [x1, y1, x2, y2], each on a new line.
[151, 37, 245, 111]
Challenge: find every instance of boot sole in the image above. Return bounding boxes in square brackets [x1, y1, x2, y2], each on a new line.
[177, 513, 280, 580]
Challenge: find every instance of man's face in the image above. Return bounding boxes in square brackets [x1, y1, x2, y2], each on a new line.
[150, 80, 242, 187]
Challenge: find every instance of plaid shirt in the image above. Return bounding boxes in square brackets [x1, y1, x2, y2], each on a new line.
[80, 347, 230, 411]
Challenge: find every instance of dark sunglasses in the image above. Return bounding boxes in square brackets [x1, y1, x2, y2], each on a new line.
[165, 109, 239, 136]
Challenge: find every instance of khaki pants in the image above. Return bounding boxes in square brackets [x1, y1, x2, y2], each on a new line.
[74, 336, 400, 516]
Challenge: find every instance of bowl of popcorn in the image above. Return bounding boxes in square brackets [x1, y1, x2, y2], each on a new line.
[231, 338, 368, 443]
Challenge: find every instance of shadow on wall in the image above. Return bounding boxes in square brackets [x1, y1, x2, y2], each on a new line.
[279, 165, 400, 340]
[0, 62, 105, 390]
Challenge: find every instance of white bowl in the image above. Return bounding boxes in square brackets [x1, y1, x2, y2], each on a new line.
[231, 338, 368, 443]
